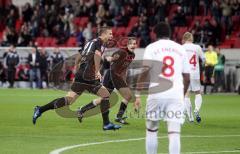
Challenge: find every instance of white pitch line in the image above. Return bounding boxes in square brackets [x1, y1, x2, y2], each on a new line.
[49, 135, 240, 154]
[158, 150, 240, 154]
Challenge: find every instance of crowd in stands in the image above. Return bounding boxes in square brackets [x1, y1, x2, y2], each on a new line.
[0, 0, 239, 92]
[0, 0, 239, 48]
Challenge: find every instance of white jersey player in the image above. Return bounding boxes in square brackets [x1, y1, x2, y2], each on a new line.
[182, 32, 205, 123]
[135, 23, 190, 154]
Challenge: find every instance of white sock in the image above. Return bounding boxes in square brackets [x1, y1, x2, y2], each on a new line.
[169, 133, 180, 154]
[168, 122, 181, 154]
[184, 97, 194, 121]
[194, 94, 202, 112]
[146, 130, 158, 154]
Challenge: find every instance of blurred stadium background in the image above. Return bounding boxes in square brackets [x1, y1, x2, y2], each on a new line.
[0, 1, 240, 154]
[0, 0, 240, 93]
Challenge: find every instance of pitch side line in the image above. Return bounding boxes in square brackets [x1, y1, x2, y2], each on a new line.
[49, 135, 240, 154]
[159, 150, 240, 154]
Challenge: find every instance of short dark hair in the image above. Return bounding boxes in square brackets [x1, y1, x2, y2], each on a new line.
[154, 22, 171, 39]
[128, 37, 137, 44]
[98, 26, 112, 36]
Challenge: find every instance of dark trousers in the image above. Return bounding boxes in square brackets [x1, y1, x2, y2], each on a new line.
[213, 70, 225, 92]
[204, 66, 214, 93]
[7, 68, 16, 88]
[40, 69, 48, 88]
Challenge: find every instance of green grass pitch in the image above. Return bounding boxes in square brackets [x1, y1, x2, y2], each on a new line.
[0, 89, 240, 154]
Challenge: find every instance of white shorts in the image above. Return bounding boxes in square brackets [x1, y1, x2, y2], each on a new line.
[146, 98, 185, 124]
[188, 79, 201, 92]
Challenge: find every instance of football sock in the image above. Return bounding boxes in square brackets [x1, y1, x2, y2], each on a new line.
[168, 133, 180, 154]
[39, 97, 67, 113]
[184, 97, 193, 121]
[168, 122, 181, 154]
[116, 102, 127, 118]
[100, 98, 110, 125]
[194, 94, 202, 112]
[80, 101, 97, 113]
[146, 130, 158, 154]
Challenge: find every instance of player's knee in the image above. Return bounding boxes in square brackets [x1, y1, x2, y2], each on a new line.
[167, 121, 181, 133]
[125, 93, 132, 102]
[146, 120, 159, 132]
[65, 96, 73, 105]
[121, 90, 133, 102]
[98, 88, 110, 98]
[195, 91, 201, 95]
[66, 91, 78, 105]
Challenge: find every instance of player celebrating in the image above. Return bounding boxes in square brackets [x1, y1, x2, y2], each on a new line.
[78, 37, 137, 125]
[135, 22, 190, 154]
[182, 32, 205, 123]
[32, 27, 121, 130]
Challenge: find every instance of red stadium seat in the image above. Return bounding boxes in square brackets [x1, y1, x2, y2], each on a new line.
[43, 37, 53, 47]
[112, 27, 118, 36]
[35, 37, 45, 47]
[128, 16, 139, 28]
[234, 38, 240, 48]
[116, 27, 126, 36]
[79, 17, 89, 27]
[218, 44, 231, 49]
[66, 37, 77, 47]
[74, 17, 89, 28]
[15, 19, 23, 32]
[232, 16, 240, 31]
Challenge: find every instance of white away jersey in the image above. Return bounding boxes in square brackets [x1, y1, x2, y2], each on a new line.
[182, 43, 204, 79]
[143, 39, 190, 100]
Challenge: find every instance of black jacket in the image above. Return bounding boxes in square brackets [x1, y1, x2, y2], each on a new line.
[5, 51, 20, 69]
[27, 52, 40, 69]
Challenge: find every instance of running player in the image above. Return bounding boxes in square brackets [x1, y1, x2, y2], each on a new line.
[134, 22, 190, 154]
[32, 27, 121, 130]
[78, 37, 137, 126]
[182, 32, 205, 123]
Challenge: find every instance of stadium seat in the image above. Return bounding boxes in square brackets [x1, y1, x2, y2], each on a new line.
[74, 17, 89, 28]
[128, 16, 139, 28]
[232, 16, 240, 31]
[234, 38, 240, 48]
[15, 19, 23, 32]
[111, 27, 118, 36]
[186, 16, 193, 26]
[66, 37, 77, 47]
[218, 44, 231, 48]
[43, 37, 53, 47]
[79, 17, 89, 27]
[35, 37, 45, 47]
[116, 27, 126, 36]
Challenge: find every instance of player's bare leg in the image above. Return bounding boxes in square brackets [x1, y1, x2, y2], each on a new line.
[193, 90, 202, 123]
[115, 87, 133, 124]
[184, 91, 194, 122]
[32, 91, 79, 125]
